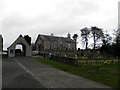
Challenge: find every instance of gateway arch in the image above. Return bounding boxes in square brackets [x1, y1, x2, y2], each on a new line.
[8, 35, 31, 57]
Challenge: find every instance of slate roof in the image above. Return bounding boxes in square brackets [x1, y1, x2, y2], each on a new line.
[36, 34, 75, 43]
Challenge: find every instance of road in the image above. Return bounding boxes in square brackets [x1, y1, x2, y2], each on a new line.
[2, 57, 113, 88]
[2, 57, 45, 88]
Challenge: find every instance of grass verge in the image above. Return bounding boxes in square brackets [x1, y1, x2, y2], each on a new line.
[35, 57, 118, 88]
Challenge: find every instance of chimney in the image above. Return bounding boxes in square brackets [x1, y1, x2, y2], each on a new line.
[67, 32, 71, 39]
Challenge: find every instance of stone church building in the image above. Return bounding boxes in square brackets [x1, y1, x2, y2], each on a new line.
[35, 34, 76, 51]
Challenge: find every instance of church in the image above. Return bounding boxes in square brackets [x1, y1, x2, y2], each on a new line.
[35, 33, 76, 51]
[6, 33, 76, 57]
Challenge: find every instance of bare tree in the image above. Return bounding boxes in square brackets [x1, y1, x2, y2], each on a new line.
[80, 27, 90, 50]
[72, 34, 78, 49]
[91, 26, 104, 50]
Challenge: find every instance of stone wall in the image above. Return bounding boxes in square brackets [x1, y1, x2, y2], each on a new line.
[38, 40, 75, 51]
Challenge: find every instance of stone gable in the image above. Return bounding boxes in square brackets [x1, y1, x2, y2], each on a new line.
[8, 35, 31, 57]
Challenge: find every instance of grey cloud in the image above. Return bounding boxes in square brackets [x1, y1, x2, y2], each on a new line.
[79, 1, 100, 15]
[0, 0, 4, 16]
[2, 14, 33, 30]
[55, 0, 100, 17]
[2, 13, 53, 31]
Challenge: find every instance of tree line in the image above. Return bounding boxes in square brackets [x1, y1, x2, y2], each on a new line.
[72, 26, 120, 58]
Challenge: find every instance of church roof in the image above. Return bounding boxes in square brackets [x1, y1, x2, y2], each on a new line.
[36, 34, 75, 43]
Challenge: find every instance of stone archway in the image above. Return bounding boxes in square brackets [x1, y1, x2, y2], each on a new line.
[15, 44, 26, 56]
[8, 35, 31, 57]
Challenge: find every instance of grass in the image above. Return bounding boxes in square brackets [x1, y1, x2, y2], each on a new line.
[35, 57, 118, 88]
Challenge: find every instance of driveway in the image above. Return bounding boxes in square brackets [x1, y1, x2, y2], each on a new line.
[2, 57, 113, 88]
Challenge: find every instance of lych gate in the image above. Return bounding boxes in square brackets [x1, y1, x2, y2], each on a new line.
[15, 44, 26, 56]
[8, 35, 31, 57]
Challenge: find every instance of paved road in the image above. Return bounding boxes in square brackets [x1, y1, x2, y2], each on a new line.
[2, 57, 45, 88]
[2, 57, 113, 88]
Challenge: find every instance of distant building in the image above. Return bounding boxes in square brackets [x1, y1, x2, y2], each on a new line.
[0, 35, 3, 54]
[35, 34, 76, 51]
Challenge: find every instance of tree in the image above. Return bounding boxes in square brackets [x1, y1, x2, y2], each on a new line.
[102, 32, 112, 46]
[100, 29, 120, 57]
[114, 29, 120, 45]
[91, 26, 104, 50]
[113, 29, 120, 57]
[72, 34, 78, 49]
[80, 27, 90, 50]
[100, 32, 112, 56]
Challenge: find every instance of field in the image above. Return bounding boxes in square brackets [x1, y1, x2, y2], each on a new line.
[35, 57, 118, 88]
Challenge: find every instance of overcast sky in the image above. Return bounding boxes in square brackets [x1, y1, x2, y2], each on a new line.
[118, 1, 120, 29]
[0, 0, 119, 50]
